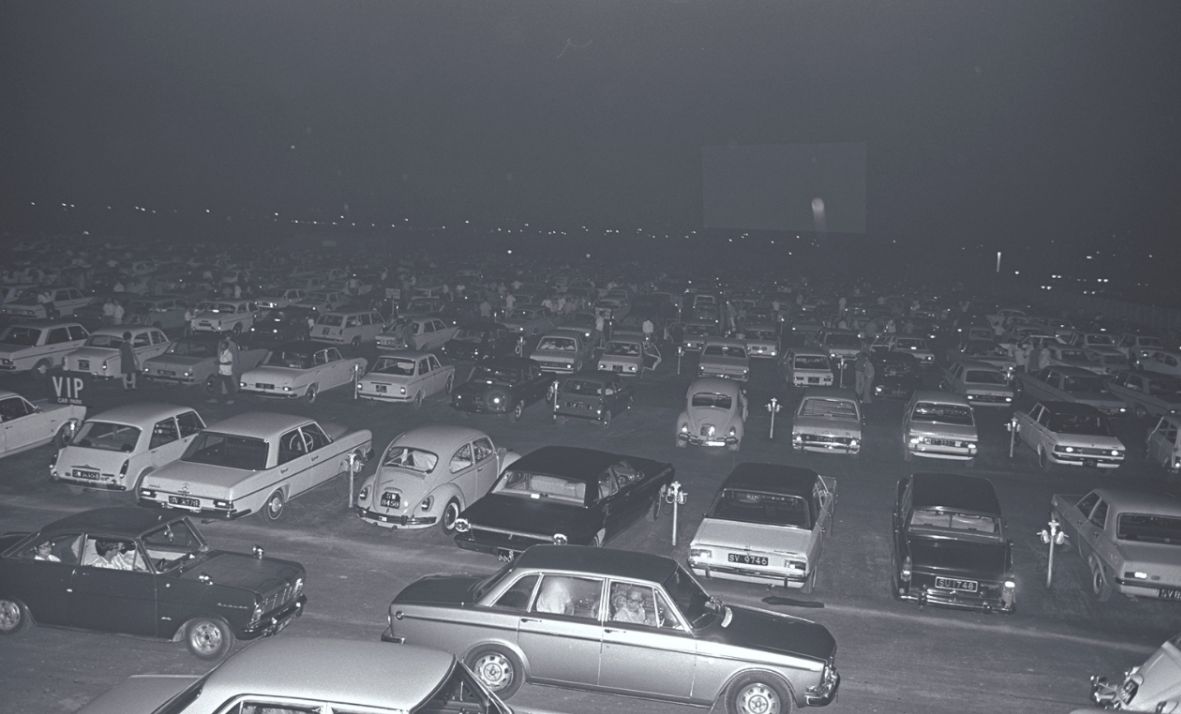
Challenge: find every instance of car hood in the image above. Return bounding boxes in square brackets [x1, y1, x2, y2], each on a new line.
[907, 423, 978, 440]
[693, 517, 813, 556]
[532, 348, 578, 360]
[179, 550, 303, 592]
[394, 574, 481, 606]
[0, 343, 35, 357]
[145, 461, 252, 498]
[75, 674, 200, 714]
[462, 494, 597, 541]
[793, 415, 860, 434]
[686, 407, 738, 429]
[69, 346, 119, 361]
[145, 354, 207, 368]
[701, 605, 836, 663]
[907, 535, 1007, 579]
[242, 366, 305, 381]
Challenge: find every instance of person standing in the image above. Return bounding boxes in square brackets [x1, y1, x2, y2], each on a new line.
[119, 332, 138, 391]
[641, 317, 655, 345]
[212, 336, 238, 404]
[595, 312, 606, 348]
[112, 299, 125, 326]
[853, 351, 867, 402]
[183, 306, 195, 337]
[861, 351, 876, 404]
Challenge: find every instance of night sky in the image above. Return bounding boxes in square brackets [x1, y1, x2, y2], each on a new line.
[2, 1, 1180, 249]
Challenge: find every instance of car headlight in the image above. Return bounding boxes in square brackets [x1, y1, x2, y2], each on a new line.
[283, 385, 292, 391]
[357, 485, 370, 501]
[679, 424, 689, 433]
[552, 533, 568, 545]
[967, 442, 978, 451]
[1004, 396, 1012, 402]
[628, 364, 637, 371]
[419, 496, 433, 511]
[1064, 446, 1074, 453]
[240, 381, 247, 387]
[598, 362, 606, 370]
[1111, 449, 1121, 457]
[101, 361, 108, 371]
[849, 439, 859, 449]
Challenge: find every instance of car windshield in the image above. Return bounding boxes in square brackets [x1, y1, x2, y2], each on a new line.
[537, 337, 577, 351]
[825, 334, 861, 349]
[165, 339, 216, 357]
[606, 341, 642, 356]
[417, 662, 501, 714]
[1117, 514, 1181, 545]
[964, 340, 1006, 357]
[1058, 349, 1093, 362]
[1048, 412, 1112, 435]
[492, 469, 586, 505]
[691, 392, 732, 409]
[453, 328, 488, 342]
[264, 350, 313, 369]
[181, 432, 269, 470]
[373, 357, 416, 375]
[197, 302, 237, 313]
[965, 370, 1006, 385]
[663, 565, 717, 629]
[909, 508, 999, 536]
[562, 379, 607, 396]
[684, 324, 714, 337]
[469, 366, 516, 385]
[409, 299, 437, 312]
[85, 334, 124, 348]
[895, 338, 927, 350]
[793, 355, 830, 370]
[316, 314, 344, 327]
[141, 519, 207, 572]
[703, 344, 747, 359]
[1063, 375, 1109, 393]
[879, 358, 918, 377]
[911, 402, 974, 426]
[0, 326, 41, 345]
[71, 421, 141, 452]
[383, 446, 438, 473]
[1086, 334, 1115, 346]
[710, 489, 812, 529]
[800, 398, 858, 419]
[746, 329, 776, 341]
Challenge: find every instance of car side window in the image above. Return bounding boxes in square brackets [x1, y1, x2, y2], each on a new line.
[1090, 500, 1109, 529]
[278, 429, 306, 464]
[177, 411, 205, 438]
[217, 700, 320, 714]
[597, 472, 619, 501]
[346, 315, 362, 328]
[493, 574, 538, 611]
[418, 358, 430, 374]
[22, 533, 80, 564]
[450, 444, 474, 472]
[1076, 492, 1100, 516]
[326, 348, 342, 362]
[0, 397, 34, 421]
[149, 418, 180, 449]
[151, 330, 167, 345]
[133, 332, 151, 347]
[46, 327, 70, 344]
[1036, 408, 1052, 427]
[312, 350, 328, 366]
[532, 575, 602, 621]
[428, 355, 441, 370]
[302, 424, 331, 451]
[68, 325, 89, 341]
[472, 437, 494, 462]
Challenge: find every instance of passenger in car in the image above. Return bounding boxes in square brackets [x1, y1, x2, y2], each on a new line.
[535, 577, 574, 615]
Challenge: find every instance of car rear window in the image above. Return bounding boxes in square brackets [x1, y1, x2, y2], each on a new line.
[711, 489, 811, 529]
[911, 402, 973, 426]
[691, 392, 732, 409]
[316, 314, 344, 327]
[800, 398, 858, 419]
[71, 422, 140, 452]
[793, 355, 830, 370]
[1117, 514, 1181, 545]
[0, 326, 40, 345]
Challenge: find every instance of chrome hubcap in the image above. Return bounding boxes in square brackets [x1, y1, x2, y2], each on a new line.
[737, 683, 779, 714]
[268, 496, 283, 516]
[191, 622, 222, 654]
[474, 653, 513, 690]
[0, 601, 20, 631]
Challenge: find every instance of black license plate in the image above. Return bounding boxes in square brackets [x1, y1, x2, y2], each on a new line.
[808, 377, 819, 383]
[256, 383, 274, 389]
[158, 370, 175, 376]
[168, 495, 200, 508]
[935, 576, 979, 592]
[72, 469, 100, 481]
[613, 365, 622, 371]
[78, 360, 89, 370]
[1084, 458, 1097, 468]
[1159, 587, 1181, 600]
[376, 384, 387, 393]
[728, 553, 769, 566]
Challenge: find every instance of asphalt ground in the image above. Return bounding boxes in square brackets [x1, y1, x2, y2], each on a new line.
[1, 335, 1179, 714]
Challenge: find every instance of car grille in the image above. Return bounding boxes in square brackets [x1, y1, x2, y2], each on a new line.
[970, 394, 1010, 403]
[535, 359, 572, 371]
[801, 434, 854, 445]
[257, 580, 299, 618]
[255, 382, 275, 389]
[1056, 445, 1118, 457]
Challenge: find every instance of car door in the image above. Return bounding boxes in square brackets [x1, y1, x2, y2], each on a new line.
[300, 422, 341, 488]
[426, 354, 447, 393]
[148, 329, 169, 358]
[130, 330, 154, 364]
[809, 478, 837, 566]
[275, 427, 317, 497]
[144, 415, 184, 477]
[516, 573, 605, 687]
[69, 535, 157, 636]
[599, 581, 695, 698]
[448, 442, 477, 504]
[471, 437, 499, 497]
[6, 532, 79, 625]
[0, 395, 42, 454]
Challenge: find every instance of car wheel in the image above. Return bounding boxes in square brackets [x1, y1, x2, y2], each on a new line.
[305, 384, 318, 403]
[413, 391, 424, 409]
[466, 646, 524, 699]
[54, 423, 74, 448]
[511, 401, 524, 421]
[725, 673, 791, 714]
[134, 468, 154, 492]
[1090, 558, 1114, 602]
[263, 490, 286, 521]
[0, 598, 30, 635]
[185, 617, 234, 660]
[33, 359, 52, 377]
[440, 498, 462, 534]
[1037, 446, 1051, 472]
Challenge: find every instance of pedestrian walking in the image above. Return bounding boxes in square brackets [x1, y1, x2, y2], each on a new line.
[183, 306, 195, 337]
[119, 332, 138, 391]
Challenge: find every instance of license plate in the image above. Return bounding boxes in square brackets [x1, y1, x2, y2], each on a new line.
[1159, 587, 1181, 600]
[168, 495, 200, 508]
[376, 384, 387, 393]
[808, 377, 818, 383]
[159, 370, 175, 376]
[72, 469, 100, 481]
[613, 365, 622, 371]
[496, 548, 518, 562]
[935, 576, 979, 592]
[1084, 459, 1097, 468]
[728, 553, 769, 566]
[256, 383, 274, 389]
[78, 360, 89, 370]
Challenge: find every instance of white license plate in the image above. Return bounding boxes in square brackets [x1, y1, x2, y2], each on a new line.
[1159, 587, 1181, 600]
[935, 576, 978, 592]
[728, 553, 769, 566]
[169, 495, 200, 508]
[72, 469, 100, 481]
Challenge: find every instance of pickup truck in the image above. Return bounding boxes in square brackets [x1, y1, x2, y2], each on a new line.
[1017, 366, 1127, 416]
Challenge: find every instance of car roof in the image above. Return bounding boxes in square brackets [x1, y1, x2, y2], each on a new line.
[1039, 400, 1102, 415]
[1048, 365, 1097, 375]
[392, 425, 489, 447]
[375, 350, 433, 360]
[722, 462, 820, 495]
[509, 446, 639, 482]
[86, 402, 195, 425]
[688, 377, 741, 394]
[40, 507, 180, 538]
[0, 389, 23, 401]
[911, 472, 1001, 514]
[911, 390, 971, 406]
[479, 356, 536, 369]
[1091, 488, 1181, 516]
[800, 386, 858, 400]
[517, 544, 678, 582]
[204, 637, 454, 708]
[873, 351, 918, 364]
[703, 338, 747, 347]
[789, 348, 829, 358]
[205, 411, 316, 439]
[89, 326, 156, 336]
[4, 319, 84, 329]
[957, 360, 1004, 371]
[271, 340, 329, 354]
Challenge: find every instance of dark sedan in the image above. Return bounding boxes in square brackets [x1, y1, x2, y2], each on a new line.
[450, 357, 553, 420]
[453, 446, 673, 558]
[552, 371, 634, 426]
[248, 306, 314, 345]
[442, 321, 524, 361]
[871, 351, 921, 400]
[891, 472, 1016, 613]
[0, 507, 306, 659]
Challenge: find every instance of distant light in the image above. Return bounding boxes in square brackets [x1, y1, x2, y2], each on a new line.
[506, 249, 513, 255]
[205, 209, 211, 214]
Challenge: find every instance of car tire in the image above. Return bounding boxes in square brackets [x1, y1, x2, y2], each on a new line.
[413, 391, 424, 409]
[725, 672, 792, 714]
[185, 617, 234, 660]
[134, 468, 154, 492]
[33, 359, 52, 377]
[466, 645, 524, 699]
[590, 529, 605, 547]
[0, 598, 31, 635]
[305, 384, 318, 403]
[441, 498, 462, 534]
[263, 489, 286, 521]
[511, 401, 524, 421]
[1090, 558, 1114, 602]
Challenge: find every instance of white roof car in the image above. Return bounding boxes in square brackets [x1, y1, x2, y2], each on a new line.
[677, 377, 748, 450]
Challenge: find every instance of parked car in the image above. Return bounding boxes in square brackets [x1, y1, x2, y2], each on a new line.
[138, 412, 372, 521]
[0, 507, 305, 659]
[676, 377, 748, 450]
[555, 312, 597, 342]
[0, 320, 89, 374]
[254, 288, 306, 309]
[189, 299, 256, 334]
[698, 338, 751, 382]
[0, 286, 92, 319]
[552, 371, 634, 426]
[529, 329, 594, 374]
[443, 321, 523, 361]
[1014, 401, 1126, 471]
[886, 334, 936, 364]
[239, 341, 367, 402]
[378, 316, 460, 353]
[689, 463, 836, 593]
[1106, 372, 1181, 419]
[597, 331, 662, 375]
[1147, 415, 1181, 474]
[1018, 366, 1127, 416]
[356, 426, 520, 533]
[1040, 345, 1105, 374]
[870, 351, 921, 400]
[453, 446, 673, 557]
[943, 360, 1014, 407]
[739, 324, 781, 359]
[945, 337, 1016, 380]
[76, 637, 511, 714]
[902, 391, 979, 462]
[355, 350, 455, 407]
[1142, 351, 1181, 379]
[62, 326, 170, 378]
[248, 306, 314, 344]
[451, 357, 554, 420]
[1117, 333, 1167, 367]
[791, 388, 863, 456]
[383, 545, 840, 710]
[141, 335, 269, 389]
[783, 349, 835, 388]
[1088, 633, 1181, 712]
[121, 295, 191, 331]
[819, 329, 863, 363]
[51, 403, 206, 492]
[1052, 488, 1181, 602]
[311, 308, 385, 347]
[294, 289, 348, 313]
[891, 472, 1016, 613]
[0, 390, 86, 459]
[680, 321, 722, 352]
[501, 306, 555, 337]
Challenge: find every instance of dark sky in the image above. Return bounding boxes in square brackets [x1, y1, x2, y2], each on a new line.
[2, 1, 1180, 248]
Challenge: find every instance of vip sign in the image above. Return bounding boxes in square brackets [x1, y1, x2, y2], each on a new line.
[51, 374, 87, 405]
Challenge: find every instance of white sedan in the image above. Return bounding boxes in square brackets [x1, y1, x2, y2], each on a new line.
[355, 351, 455, 407]
[239, 342, 367, 403]
[0, 390, 86, 459]
[62, 327, 171, 378]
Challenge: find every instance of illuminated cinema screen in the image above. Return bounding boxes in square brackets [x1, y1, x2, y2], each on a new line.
[702, 143, 866, 234]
